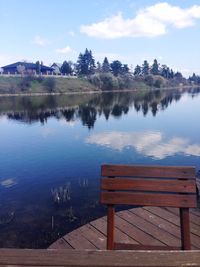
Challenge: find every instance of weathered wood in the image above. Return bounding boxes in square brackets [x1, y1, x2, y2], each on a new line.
[112, 215, 164, 246]
[101, 178, 196, 192]
[101, 191, 197, 208]
[90, 217, 138, 245]
[101, 164, 196, 179]
[1, 249, 200, 267]
[118, 210, 181, 247]
[131, 207, 200, 249]
[114, 243, 179, 250]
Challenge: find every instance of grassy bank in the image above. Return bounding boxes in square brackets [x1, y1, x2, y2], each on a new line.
[0, 74, 195, 96]
[0, 76, 99, 95]
[0, 75, 152, 95]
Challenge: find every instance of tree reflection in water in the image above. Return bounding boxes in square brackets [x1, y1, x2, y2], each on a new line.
[0, 87, 200, 128]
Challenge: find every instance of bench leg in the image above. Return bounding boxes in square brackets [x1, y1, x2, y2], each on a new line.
[107, 205, 115, 250]
[180, 208, 191, 250]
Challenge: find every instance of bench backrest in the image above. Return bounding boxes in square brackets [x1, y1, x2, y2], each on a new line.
[101, 164, 197, 208]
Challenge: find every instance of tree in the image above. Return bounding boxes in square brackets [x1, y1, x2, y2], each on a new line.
[17, 64, 25, 75]
[134, 65, 141, 76]
[61, 61, 72, 75]
[76, 48, 95, 75]
[121, 64, 129, 75]
[102, 57, 110, 72]
[35, 61, 41, 74]
[161, 65, 170, 79]
[142, 60, 149, 76]
[96, 61, 102, 72]
[110, 60, 122, 76]
[151, 59, 159, 75]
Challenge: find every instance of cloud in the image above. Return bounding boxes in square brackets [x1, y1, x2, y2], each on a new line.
[32, 35, 49, 46]
[68, 31, 75, 37]
[80, 2, 200, 39]
[56, 46, 72, 54]
[86, 131, 200, 159]
[0, 178, 17, 188]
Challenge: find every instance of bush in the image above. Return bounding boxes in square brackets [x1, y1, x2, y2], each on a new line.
[43, 78, 56, 92]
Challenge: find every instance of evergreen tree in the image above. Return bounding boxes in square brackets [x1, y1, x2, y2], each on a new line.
[76, 48, 95, 75]
[96, 61, 101, 72]
[61, 61, 72, 75]
[161, 65, 170, 79]
[121, 64, 129, 74]
[35, 61, 41, 74]
[142, 60, 149, 76]
[134, 65, 141, 76]
[151, 59, 159, 75]
[102, 57, 110, 72]
[110, 60, 122, 76]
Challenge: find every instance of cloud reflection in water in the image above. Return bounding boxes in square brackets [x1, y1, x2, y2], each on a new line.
[86, 131, 200, 159]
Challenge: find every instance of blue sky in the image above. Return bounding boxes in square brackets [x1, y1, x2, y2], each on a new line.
[1, 0, 200, 76]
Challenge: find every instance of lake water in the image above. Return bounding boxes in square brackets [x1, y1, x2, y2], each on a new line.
[0, 88, 200, 248]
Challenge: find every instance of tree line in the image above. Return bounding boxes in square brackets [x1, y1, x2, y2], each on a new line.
[33, 48, 200, 89]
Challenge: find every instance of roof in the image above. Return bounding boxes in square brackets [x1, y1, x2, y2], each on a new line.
[2, 62, 53, 71]
[51, 63, 62, 68]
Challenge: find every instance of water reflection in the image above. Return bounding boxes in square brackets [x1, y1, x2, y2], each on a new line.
[86, 131, 200, 159]
[1, 87, 200, 128]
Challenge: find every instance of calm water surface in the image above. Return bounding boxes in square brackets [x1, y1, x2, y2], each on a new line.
[0, 88, 200, 248]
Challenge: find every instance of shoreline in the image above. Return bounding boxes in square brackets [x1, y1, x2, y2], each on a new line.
[0, 85, 198, 97]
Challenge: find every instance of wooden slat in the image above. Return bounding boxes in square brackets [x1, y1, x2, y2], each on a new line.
[1, 249, 200, 267]
[101, 178, 196, 193]
[114, 243, 180, 250]
[118, 210, 181, 247]
[101, 164, 196, 179]
[131, 208, 200, 249]
[63, 229, 97, 249]
[144, 207, 200, 239]
[48, 237, 73, 249]
[90, 217, 139, 245]
[112, 215, 164, 246]
[166, 207, 200, 226]
[101, 192, 197, 208]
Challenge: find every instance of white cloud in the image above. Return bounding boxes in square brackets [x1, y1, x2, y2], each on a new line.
[56, 46, 72, 54]
[0, 178, 17, 188]
[86, 131, 200, 159]
[32, 35, 49, 46]
[68, 31, 75, 37]
[80, 2, 200, 39]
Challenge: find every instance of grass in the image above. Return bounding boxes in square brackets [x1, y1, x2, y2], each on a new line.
[0, 76, 98, 95]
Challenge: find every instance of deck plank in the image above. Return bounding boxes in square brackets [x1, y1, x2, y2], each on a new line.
[104, 215, 164, 246]
[1, 249, 200, 267]
[131, 207, 199, 249]
[49, 207, 200, 250]
[90, 217, 139, 245]
[144, 206, 200, 238]
[118, 210, 181, 247]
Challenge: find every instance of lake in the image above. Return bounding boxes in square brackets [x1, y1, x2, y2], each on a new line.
[0, 87, 200, 248]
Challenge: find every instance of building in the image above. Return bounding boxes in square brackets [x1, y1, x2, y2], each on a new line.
[1, 62, 54, 75]
[51, 63, 62, 75]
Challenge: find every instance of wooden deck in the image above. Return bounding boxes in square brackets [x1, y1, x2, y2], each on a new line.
[49, 206, 200, 250]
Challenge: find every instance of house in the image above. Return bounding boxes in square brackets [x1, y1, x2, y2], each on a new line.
[1, 62, 54, 75]
[51, 63, 62, 74]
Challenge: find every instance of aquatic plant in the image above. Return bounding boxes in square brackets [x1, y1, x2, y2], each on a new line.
[51, 182, 71, 204]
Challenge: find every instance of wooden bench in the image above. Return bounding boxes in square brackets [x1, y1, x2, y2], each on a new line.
[0, 249, 200, 266]
[101, 164, 197, 250]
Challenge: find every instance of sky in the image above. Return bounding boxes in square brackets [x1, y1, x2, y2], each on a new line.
[0, 0, 200, 76]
